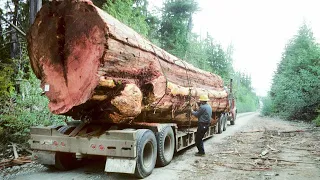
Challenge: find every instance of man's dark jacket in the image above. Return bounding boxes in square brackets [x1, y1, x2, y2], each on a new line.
[191, 103, 212, 124]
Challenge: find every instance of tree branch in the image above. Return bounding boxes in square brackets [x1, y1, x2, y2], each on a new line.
[0, 14, 26, 37]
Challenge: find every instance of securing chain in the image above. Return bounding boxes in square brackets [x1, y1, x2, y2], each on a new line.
[149, 44, 168, 113]
[150, 44, 193, 133]
[173, 58, 193, 133]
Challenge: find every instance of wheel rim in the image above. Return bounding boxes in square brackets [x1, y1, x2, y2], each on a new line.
[142, 141, 154, 169]
[221, 122, 223, 131]
[163, 135, 172, 159]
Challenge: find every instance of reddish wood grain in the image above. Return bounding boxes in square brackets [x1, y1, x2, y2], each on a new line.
[27, 0, 229, 125]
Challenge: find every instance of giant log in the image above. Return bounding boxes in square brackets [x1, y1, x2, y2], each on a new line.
[27, 0, 229, 126]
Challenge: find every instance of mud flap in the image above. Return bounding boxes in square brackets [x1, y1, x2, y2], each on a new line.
[105, 157, 137, 174]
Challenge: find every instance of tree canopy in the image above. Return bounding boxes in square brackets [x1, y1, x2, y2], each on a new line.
[263, 23, 320, 122]
[102, 0, 150, 36]
[159, 0, 198, 58]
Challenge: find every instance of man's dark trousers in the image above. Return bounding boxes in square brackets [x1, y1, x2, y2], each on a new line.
[195, 123, 209, 154]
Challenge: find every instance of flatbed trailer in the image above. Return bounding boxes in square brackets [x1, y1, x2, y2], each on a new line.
[30, 119, 221, 178]
[29, 81, 236, 178]
[30, 81, 236, 179]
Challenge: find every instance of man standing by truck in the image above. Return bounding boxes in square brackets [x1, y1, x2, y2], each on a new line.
[191, 94, 212, 156]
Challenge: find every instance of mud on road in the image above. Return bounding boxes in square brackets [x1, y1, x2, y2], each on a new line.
[1, 113, 320, 180]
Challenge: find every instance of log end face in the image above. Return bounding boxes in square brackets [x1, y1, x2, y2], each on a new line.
[27, 0, 107, 114]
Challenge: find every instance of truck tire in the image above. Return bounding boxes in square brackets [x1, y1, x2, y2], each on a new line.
[217, 115, 224, 134]
[230, 119, 235, 125]
[55, 152, 77, 170]
[230, 111, 236, 125]
[134, 129, 157, 178]
[223, 115, 227, 131]
[156, 126, 174, 167]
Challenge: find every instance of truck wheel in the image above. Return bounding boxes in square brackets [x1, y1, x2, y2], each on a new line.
[217, 115, 223, 134]
[135, 129, 157, 178]
[156, 126, 174, 167]
[223, 115, 227, 131]
[55, 152, 77, 170]
[230, 112, 236, 125]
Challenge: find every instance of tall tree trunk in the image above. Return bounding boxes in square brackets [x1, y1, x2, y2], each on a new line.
[29, 0, 42, 25]
[10, 0, 20, 59]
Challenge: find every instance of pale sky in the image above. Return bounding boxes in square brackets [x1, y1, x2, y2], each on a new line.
[150, 0, 320, 96]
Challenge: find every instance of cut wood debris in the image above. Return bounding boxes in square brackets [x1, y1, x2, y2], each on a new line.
[9, 143, 19, 159]
[260, 149, 269, 156]
[0, 156, 32, 170]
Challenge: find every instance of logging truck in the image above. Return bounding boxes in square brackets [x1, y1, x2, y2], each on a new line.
[27, 0, 237, 178]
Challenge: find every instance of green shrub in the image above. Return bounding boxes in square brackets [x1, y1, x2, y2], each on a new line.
[261, 96, 274, 116]
[313, 116, 320, 126]
[0, 69, 67, 146]
[0, 65, 15, 98]
[0, 114, 29, 144]
[234, 77, 260, 113]
[313, 109, 320, 126]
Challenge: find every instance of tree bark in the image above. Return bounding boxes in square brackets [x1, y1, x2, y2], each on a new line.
[10, 0, 20, 59]
[27, 0, 230, 125]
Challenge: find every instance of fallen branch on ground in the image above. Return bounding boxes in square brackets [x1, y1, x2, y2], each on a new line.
[240, 130, 264, 133]
[241, 130, 305, 134]
[279, 146, 320, 152]
[0, 156, 32, 170]
[215, 162, 272, 171]
[267, 145, 278, 152]
[250, 157, 320, 165]
[280, 130, 304, 133]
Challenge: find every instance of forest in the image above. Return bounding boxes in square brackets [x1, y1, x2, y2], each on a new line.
[262, 23, 320, 125]
[0, 0, 260, 147]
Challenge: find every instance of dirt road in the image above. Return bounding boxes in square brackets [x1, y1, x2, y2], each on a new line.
[2, 113, 320, 180]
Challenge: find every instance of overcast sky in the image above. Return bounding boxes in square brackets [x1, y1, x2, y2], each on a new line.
[150, 0, 320, 96]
